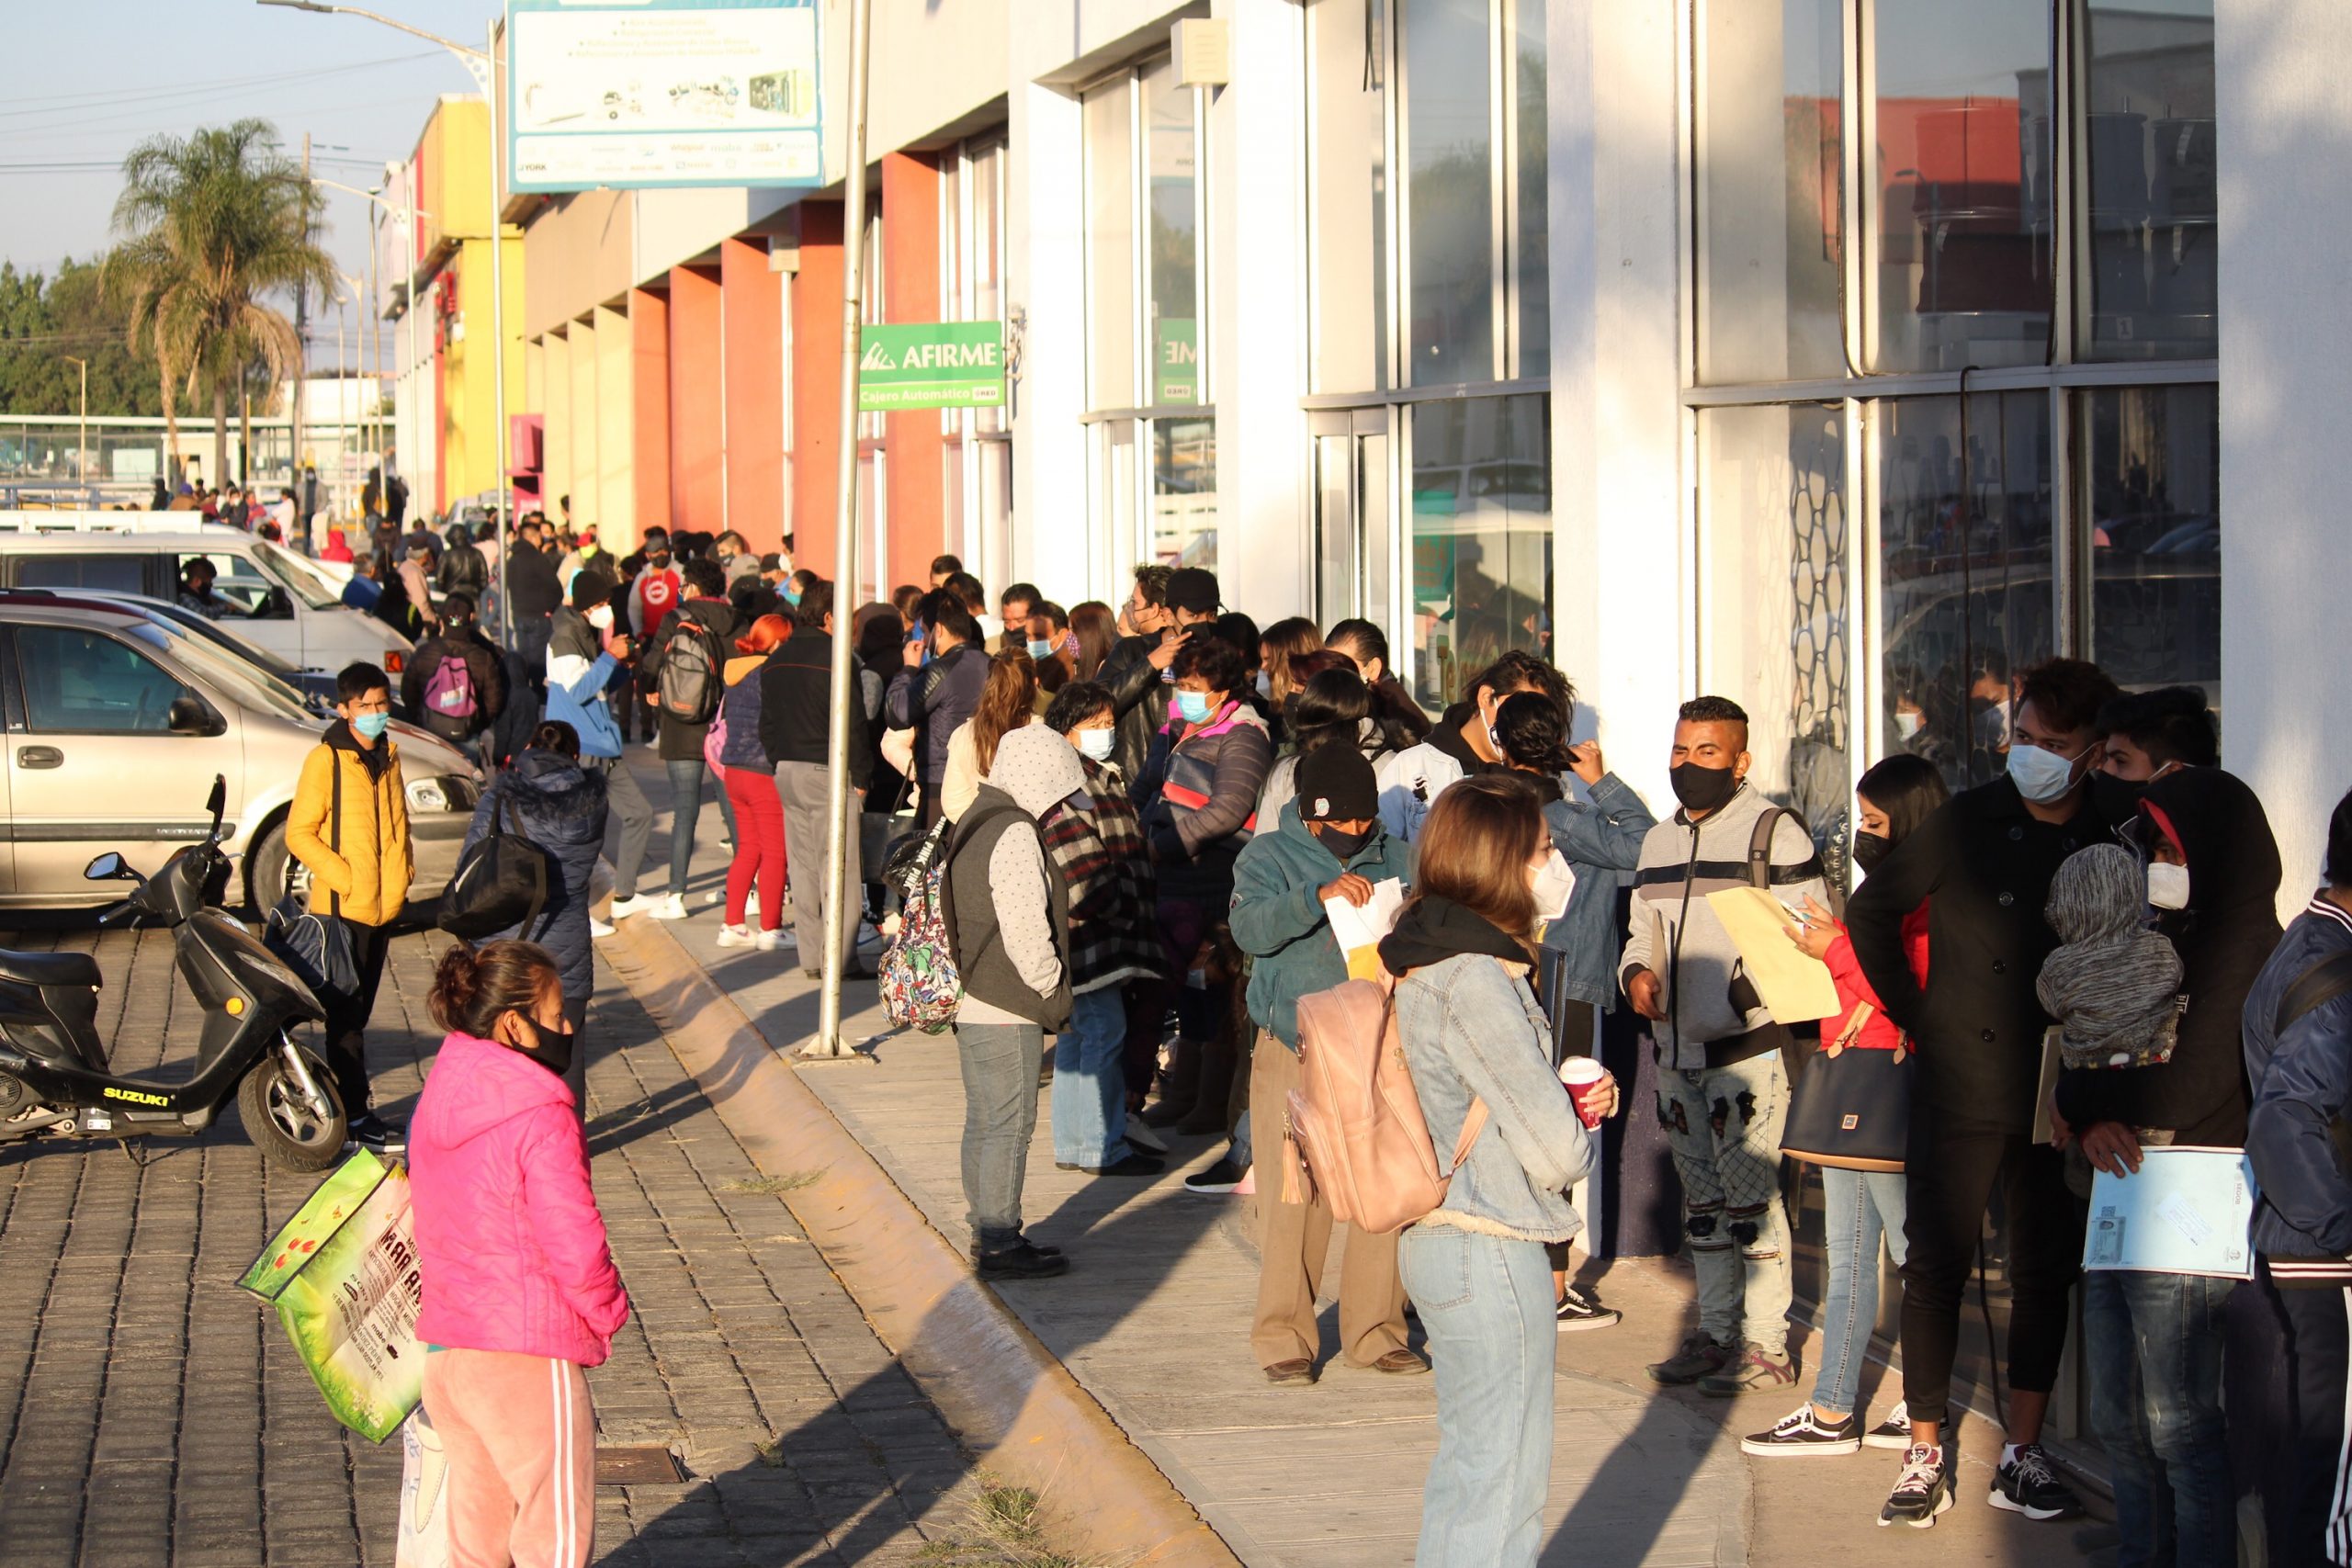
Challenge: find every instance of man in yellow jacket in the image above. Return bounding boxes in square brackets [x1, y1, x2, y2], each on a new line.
[286, 661, 414, 1148]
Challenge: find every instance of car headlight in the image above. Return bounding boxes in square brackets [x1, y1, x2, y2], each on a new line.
[406, 776, 476, 813]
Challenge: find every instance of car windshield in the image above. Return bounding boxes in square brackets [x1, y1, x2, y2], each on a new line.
[250, 539, 346, 611]
[121, 618, 320, 726]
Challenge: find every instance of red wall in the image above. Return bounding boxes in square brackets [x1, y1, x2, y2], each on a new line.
[720, 236, 784, 550]
[882, 152, 945, 594]
[790, 203, 844, 580]
[630, 286, 672, 535]
[668, 265, 724, 536]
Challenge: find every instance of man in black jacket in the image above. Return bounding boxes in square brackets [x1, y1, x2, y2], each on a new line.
[505, 514, 565, 680]
[400, 592, 508, 769]
[641, 558, 742, 919]
[762, 579, 872, 975]
[884, 589, 986, 829]
[1096, 564, 1219, 781]
[1846, 657, 2128, 1529]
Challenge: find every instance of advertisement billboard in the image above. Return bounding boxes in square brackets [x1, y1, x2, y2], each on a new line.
[508, 0, 822, 193]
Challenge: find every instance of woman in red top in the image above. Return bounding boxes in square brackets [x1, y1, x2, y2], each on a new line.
[1743, 753, 1946, 1461]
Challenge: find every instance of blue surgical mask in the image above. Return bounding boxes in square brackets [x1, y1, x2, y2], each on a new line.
[1077, 728, 1114, 762]
[353, 712, 391, 740]
[784, 586, 803, 608]
[1027, 638, 1055, 661]
[1174, 690, 1213, 725]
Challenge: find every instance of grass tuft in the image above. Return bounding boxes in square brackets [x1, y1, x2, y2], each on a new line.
[915, 1477, 1107, 1568]
[722, 1169, 822, 1195]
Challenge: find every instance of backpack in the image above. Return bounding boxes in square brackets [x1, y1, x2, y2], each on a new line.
[436, 789, 557, 942]
[656, 614, 725, 726]
[1283, 978, 1488, 1235]
[420, 648, 480, 738]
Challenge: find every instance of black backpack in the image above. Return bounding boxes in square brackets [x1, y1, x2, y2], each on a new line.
[656, 613, 726, 726]
[437, 790, 557, 942]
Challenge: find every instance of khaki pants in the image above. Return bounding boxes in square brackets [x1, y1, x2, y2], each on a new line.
[1249, 1032, 1408, 1368]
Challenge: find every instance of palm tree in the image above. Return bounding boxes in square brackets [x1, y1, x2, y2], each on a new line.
[105, 119, 333, 490]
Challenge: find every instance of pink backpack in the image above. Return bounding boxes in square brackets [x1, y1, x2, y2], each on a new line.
[1283, 978, 1487, 1235]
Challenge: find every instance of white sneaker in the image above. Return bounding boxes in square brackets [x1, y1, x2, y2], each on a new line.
[705, 889, 723, 906]
[1124, 1123, 1169, 1155]
[715, 924, 753, 948]
[649, 892, 688, 920]
[607, 893, 655, 919]
[589, 918, 617, 939]
[754, 928, 789, 952]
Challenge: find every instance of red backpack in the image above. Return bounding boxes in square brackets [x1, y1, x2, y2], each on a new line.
[1283, 978, 1487, 1235]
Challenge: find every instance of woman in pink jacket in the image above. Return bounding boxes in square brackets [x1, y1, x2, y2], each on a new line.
[413, 941, 629, 1568]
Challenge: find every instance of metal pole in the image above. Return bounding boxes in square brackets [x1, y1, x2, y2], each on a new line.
[804, 0, 875, 1061]
[294, 130, 311, 518]
[488, 15, 513, 651]
[64, 357, 87, 498]
[336, 288, 351, 523]
[403, 164, 418, 527]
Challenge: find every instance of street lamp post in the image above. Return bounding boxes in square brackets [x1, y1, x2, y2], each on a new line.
[257, 0, 513, 649]
[62, 356, 87, 501]
[312, 172, 436, 518]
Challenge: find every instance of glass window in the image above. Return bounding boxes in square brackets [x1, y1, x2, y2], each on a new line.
[1875, 392, 2054, 791]
[1698, 405, 1850, 845]
[1310, 0, 1388, 393]
[2085, 2, 2215, 361]
[1401, 0, 1494, 386]
[17, 626, 187, 734]
[13, 555, 147, 594]
[1510, 0, 1547, 378]
[1869, 0, 2052, 372]
[2087, 383, 2219, 700]
[1151, 417, 1216, 572]
[178, 550, 277, 617]
[1084, 81, 1136, 409]
[971, 140, 1004, 324]
[1696, 0, 1845, 383]
[1408, 394, 1549, 707]
[1145, 61, 1199, 408]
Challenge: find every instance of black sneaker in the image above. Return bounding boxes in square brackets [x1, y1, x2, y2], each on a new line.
[974, 1241, 1068, 1280]
[1184, 1156, 1249, 1194]
[348, 1112, 406, 1154]
[1989, 1442, 2082, 1520]
[1647, 1333, 1736, 1385]
[1742, 1404, 1860, 1457]
[1554, 1282, 1622, 1333]
[1863, 1400, 1913, 1450]
[1879, 1445, 1954, 1529]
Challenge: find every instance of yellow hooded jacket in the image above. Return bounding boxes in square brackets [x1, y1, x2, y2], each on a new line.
[285, 726, 413, 927]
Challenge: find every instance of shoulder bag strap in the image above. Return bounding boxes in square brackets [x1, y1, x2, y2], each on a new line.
[1747, 806, 1787, 891]
[2276, 949, 2352, 1037]
[328, 748, 343, 919]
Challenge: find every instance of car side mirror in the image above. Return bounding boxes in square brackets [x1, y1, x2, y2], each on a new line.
[265, 584, 293, 619]
[85, 852, 132, 882]
[167, 695, 222, 737]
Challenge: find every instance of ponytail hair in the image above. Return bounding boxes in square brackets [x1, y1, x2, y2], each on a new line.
[972, 649, 1039, 776]
[429, 940, 561, 1039]
[735, 613, 790, 656]
[528, 719, 581, 759]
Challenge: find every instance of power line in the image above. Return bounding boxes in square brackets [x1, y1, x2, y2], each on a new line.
[0, 50, 441, 119]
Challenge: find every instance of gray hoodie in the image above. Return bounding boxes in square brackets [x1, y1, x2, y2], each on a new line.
[954, 727, 1086, 1027]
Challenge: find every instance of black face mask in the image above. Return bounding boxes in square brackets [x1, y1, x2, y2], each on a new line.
[1851, 831, 1893, 874]
[1669, 761, 1740, 815]
[1311, 823, 1375, 862]
[510, 1016, 576, 1079]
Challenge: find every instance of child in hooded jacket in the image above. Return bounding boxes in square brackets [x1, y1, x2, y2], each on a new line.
[412, 941, 628, 1568]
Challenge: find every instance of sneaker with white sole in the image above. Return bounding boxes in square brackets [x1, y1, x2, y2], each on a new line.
[1554, 1281, 1623, 1333]
[1742, 1404, 1860, 1457]
[649, 892, 689, 920]
[1863, 1401, 1913, 1450]
[1697, 1343, 1798, 1397]
[1124, 1123, 1169, 1155]
[589, 918, 616, 939]
[705, 889, 724, 905]
[1647, 1333, 1736, 1386]
[1989, 1442, 2081, 1520]
[1879, 1445, 1954, 1529]
[754, 928, 788, 952]
[715, 924, 753, 948]
[607, 893, 656, 919]
[1183, 1156, 1249, 1194]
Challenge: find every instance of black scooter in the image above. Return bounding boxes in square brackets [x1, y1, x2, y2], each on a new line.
[0, 777, 348, 1169]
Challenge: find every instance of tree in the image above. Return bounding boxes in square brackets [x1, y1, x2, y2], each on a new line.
[105, 119, 333, 488]
[0, 257, 160, 419]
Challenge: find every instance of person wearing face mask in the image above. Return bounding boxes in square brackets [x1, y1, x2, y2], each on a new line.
[1618, 695, 1830, 1398]
[1743, 754, 1944, 1462]
[1229, 741, 1418, 1384]
[884, 589, 989, 829]
[625, 526, 681, 640]
[1845, 656, 2134, 1529]
[412, 941, 628, 1567]
[1097, 564, 1216, 781]
[545, 570, 656, 922]
[2097, 684, 2220, 784]
[285, 662, 415, 1150]
[1025, 601, 1077, 694]
[2041, 769, 2279, 1566]
[998, 581, 1040, 655]
[1380, 650, 1573, 843]
[1325, 618, 1434, 747]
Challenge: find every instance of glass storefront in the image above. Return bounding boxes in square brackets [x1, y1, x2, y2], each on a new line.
[2085, 2, 2217, 360]
[2087, 382, 2220, 699]
[1408, 394, 1550, 709]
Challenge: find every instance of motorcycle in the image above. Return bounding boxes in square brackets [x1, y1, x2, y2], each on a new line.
[0, 776, 348, 1169]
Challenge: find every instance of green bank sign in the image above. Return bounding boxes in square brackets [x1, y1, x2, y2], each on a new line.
[856, 322, 1007, 411]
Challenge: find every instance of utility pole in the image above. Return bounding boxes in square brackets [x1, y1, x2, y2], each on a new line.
[293, 130, 311, 517]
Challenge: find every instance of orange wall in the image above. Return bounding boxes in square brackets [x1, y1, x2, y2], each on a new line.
[631, 287, 673, 535]
[791, 203, 845, 580]
[882, 152, 946, 593]
[720, 236, 784, 551]
[669, 265, 724, 536]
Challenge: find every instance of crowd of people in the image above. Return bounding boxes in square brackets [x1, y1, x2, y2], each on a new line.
[244, 502, 2352, 1567]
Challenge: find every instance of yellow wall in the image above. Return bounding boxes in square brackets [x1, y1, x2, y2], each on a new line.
[413, 97, 525, 512]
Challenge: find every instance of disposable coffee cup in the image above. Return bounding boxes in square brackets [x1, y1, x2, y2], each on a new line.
[1559, 1056, 1607, 1129]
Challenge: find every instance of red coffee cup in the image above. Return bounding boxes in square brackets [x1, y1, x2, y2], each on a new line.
[1560, 1056, 1608, 1129]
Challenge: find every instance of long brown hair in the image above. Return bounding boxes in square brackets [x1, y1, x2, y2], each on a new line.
[1260, 615, 1325, 707]
[1068, 601, 1117, 680]
[972, 649, 1039, 775]
[1411, 774, 1544, 949]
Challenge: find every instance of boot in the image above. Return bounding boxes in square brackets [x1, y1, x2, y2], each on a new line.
[1176, 1032, 1238, 1135]
[1139, 1039, 1201, 1127]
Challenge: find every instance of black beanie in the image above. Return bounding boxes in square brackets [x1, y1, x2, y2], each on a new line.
[2328, 787, 2352, 886]
[1295, 742, 1377, 823]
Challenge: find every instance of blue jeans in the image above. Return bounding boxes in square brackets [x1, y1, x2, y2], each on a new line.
[664, 757, 711, 895]
[953, 1021, 1043, 1255]
[2083, 1269, 2236, 1568]
[1051, 988, 1131, 1168]
[1812, 1167, 1907, 1416]
[1397, 1224, 1555, 1568]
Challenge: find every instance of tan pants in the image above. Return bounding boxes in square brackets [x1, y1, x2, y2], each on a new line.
[424, 1348, 596, 1568]
[1249, 1032, 1408, 1368]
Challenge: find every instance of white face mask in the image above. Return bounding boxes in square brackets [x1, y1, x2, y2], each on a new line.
[585, 604, 615, 631]
[1076, 728, 1114, 763]
[2006, 738, 2089, 805]
[1255, 670, 1272, 700]
[1894, 710, 1923, 741]
[1528, 848, 1577, 922]
[2146, 861, 2190, 911]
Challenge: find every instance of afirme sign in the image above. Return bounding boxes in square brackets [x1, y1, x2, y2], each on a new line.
[508, 0, 822, 193]
[856, 323, 1008, 412]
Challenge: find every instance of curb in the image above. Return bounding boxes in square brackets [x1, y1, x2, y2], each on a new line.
[605, 915, 1244, 1568]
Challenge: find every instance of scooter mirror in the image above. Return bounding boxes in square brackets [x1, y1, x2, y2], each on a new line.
[206, 774, 227, 822]
[85, 852, 128, 882]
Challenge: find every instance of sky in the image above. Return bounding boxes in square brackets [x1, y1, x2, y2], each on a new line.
[0, 0, 506, 373]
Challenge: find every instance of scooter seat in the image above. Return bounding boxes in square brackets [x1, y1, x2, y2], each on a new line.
[0, 950, 100, 988]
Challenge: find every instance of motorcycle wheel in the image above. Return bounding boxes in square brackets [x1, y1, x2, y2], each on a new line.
[239, 1053, 347, 1171]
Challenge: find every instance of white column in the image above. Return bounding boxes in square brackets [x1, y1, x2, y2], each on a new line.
[1008, 76, 1089, 603]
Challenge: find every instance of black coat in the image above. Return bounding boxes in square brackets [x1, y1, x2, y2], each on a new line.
[883, 643, 984, 795]
[1848, 773, 2136, 1133]
[759, 630, 872, 789]
[464, 750, 608, 1006]
[1097, 633, 1172, 783]
[641, 597, 741, 761]
[507, 542, 564, 620]
[2055, 767, 2281, 1144]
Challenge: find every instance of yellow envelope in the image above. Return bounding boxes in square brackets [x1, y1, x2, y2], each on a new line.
[1702, 886, 1841, 1023]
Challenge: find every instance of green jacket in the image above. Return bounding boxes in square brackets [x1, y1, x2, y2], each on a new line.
[1230, 803, 1414, 1050]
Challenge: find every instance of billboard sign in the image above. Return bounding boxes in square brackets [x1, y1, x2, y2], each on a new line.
[508, 0, 822, 193]
[856, 323, 1008, 412]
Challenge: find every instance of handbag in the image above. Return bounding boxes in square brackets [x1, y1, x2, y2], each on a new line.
[858, 773, 917, 883]
[266, 750, 358, 1002]
[1780, 1002, 1912, 1171]
[436, 788, 556, 942]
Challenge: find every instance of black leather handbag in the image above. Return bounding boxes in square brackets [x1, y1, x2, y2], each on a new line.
[1780, 1003, 1911, 1171]
[265, 753, 357, 1002]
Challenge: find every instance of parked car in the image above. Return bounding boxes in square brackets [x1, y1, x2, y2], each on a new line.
[77, 590, 341, 711]
[0, 590, 477, 914]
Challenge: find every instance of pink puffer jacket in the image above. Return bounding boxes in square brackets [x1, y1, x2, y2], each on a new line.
[410, 1032, 629, 1365]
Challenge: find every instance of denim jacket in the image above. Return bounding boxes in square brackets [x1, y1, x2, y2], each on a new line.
[1395, 953, 1597, 1243]
[1539, 773, 1657, 1008]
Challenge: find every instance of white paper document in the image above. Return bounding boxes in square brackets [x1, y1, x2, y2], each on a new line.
[1324, 878, 1407, 982]
[2082, 1145, 2259, 1280]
